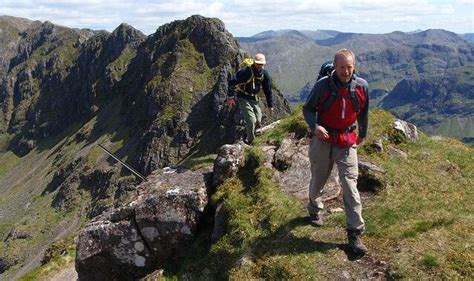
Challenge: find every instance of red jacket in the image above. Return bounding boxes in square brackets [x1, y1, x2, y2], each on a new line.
[303, 74, 369, 147]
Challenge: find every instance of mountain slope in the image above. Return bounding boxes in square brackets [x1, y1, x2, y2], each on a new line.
[0, 15, 291, 279]
[241, 29, 473, 96]
[381, 65, 474, 141]
[20, 108, 474, 280]
[240, 28, 474, 144]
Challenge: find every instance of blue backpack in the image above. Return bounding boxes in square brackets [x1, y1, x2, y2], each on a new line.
[317, 61, 334, 81]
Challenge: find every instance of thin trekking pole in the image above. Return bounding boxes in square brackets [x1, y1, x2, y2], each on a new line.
[98, 144, 146, 181]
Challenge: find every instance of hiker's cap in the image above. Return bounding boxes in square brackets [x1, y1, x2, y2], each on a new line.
[254, 53, 266, 64]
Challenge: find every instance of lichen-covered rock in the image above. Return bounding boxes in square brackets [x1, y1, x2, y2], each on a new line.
[273, 138, 296, 171]
[388, 146, 408, 159]
[75, 168, 209, 280]
[358, 159, 385, 192]
[267, 137, 340, 203]
[393, 119, 418, 142]
[371, 138, 384, 153]
[212, 142, 245, 187]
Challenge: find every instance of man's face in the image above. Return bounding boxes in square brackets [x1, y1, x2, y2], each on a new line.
[255, 63, 265, 71]
[334, 55, 355, 84]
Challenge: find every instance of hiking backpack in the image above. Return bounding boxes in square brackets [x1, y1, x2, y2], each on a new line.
[235, 58, 264, 95]
[317, 61, 334, 81]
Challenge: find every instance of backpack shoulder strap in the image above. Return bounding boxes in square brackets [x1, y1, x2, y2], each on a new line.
[234, 66, 252, 85]
[320, 75, 339, 114]
[349, 76, 359, 113]
[235, 66, 255, 95]
[349, 75, 360, 113]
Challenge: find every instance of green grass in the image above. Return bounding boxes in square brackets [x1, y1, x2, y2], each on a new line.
[168, 108, 473, 279]
[421, 254, 439, 268]
[0, 100, 129, 278]
[177, 146, 313, 279]
[107, 47, 137, 81]
[0, 133, 11, 151]
[19, 236, 76, 281]
[85, 145, 103, 166]
[255, 105, 309, 146]
[0, 151, 21, 176]
[180, 154, 217, 171]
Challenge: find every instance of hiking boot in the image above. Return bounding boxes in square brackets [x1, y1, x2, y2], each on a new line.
[309, 213, 323, 227]
[347, 230, 368, 255]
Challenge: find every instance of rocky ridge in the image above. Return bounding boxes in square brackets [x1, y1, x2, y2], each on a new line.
[74, 116, 414, 279]
[0, 15, 290, 278]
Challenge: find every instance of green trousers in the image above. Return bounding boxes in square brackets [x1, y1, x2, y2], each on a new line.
[237, 98, 262, 143]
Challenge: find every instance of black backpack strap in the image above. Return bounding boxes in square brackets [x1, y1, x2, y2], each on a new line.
[348, 76, 360, 113]
[318, 75, 363, 123]
[316, 76, 339, 124]
[321, 76, 339, 113]
[235, 66, 255, 95]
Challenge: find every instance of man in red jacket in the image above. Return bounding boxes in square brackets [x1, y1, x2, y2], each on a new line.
[303, 49, 369, 255]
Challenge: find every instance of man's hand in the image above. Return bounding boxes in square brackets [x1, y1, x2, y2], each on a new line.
[356, 136, 365, 145]
[315, 125, 329, 140]
[226, 97, 236, 108]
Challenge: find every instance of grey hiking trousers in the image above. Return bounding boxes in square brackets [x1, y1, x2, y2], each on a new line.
[307, 137, 365, 232]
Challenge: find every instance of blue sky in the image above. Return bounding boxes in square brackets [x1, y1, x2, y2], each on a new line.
[1, 0, 472, 36]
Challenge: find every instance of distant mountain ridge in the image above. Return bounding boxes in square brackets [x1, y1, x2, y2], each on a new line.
[238, 28, 474, 143]
[237, 29, 341, 43]
[240, 28, 472, 93]
[462, 33, 474, 43]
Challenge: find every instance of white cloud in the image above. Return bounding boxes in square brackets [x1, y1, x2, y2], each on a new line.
[0, 0, 472, 35]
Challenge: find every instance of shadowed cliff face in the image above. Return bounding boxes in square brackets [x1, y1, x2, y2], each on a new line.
[0, 14, 291, 166]
[116, 15, 290, 175]
[0, 19, 146, 155]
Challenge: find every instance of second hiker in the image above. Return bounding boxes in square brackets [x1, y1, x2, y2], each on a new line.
[226, 53, 274, 144]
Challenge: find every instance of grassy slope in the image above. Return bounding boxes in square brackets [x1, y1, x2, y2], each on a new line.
[0, 132, 80, 280]
[171, 108, 473, 279]
[0, 96, 131, 279]
[9, 108, 473, 280]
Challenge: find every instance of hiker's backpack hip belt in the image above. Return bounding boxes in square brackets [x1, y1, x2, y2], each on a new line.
[319, 123, 357, 134]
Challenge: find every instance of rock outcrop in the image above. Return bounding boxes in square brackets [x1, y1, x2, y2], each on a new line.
[212, 129, 385, 206]
[212, 142, 246, 187]
[75, 127, 388, 278]
[75, 167, 210, 280]
[393, 119, 418, 142]
[118, 15, 291, 175]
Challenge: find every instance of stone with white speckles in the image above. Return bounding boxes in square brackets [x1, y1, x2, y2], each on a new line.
[134, 255, 146, 267]
[134, 242, 144, 252]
